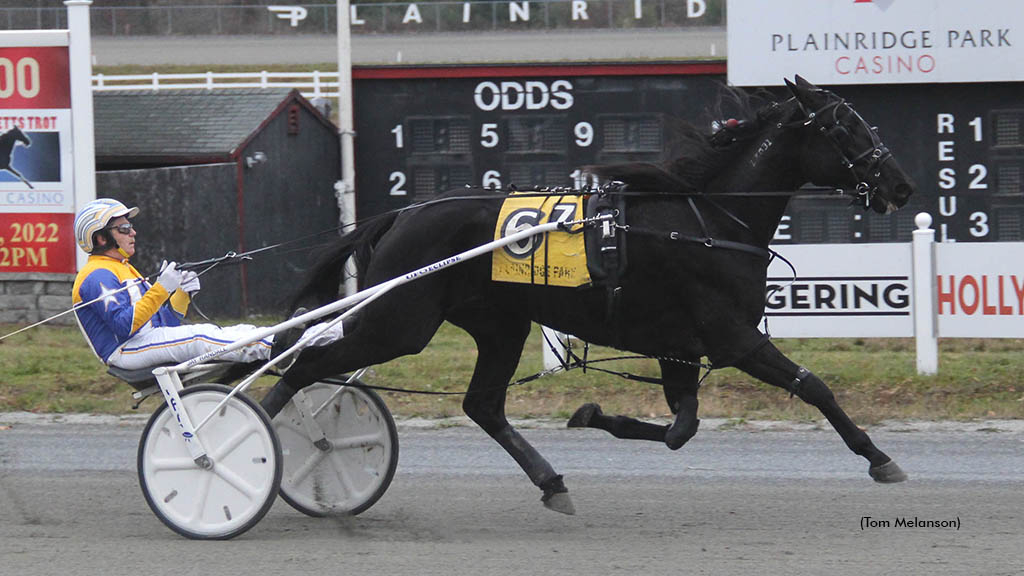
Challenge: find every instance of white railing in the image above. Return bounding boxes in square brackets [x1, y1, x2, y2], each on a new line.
[92, 70, 341, 99]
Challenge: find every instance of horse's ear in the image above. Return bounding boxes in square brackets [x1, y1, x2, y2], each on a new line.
[794, 74, 817, 89]
[785, 76, 817, 109]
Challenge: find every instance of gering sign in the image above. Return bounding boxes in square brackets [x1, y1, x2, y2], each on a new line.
[764, 243, 914, 338]
[727, 0, 1024, 86]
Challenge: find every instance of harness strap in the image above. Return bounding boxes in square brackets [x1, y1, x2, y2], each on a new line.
[627, 227, 772, 260]
[687, 197, 710, 238]
[704, 197, 753, 232]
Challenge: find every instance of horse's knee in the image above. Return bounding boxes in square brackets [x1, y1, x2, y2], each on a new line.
[791, 368, 835, 406]
[462, 396, 503, 434]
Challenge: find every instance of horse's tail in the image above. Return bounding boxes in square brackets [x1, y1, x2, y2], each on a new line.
[290, 212, 399, 310]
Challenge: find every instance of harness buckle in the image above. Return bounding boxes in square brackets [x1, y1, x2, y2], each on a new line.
[601, 219, 615, 239]
[789, 367, 810, 398]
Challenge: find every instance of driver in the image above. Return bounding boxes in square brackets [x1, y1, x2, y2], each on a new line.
[70, 198, 342, 371]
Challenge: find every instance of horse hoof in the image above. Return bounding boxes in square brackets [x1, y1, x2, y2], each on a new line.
[869, 460, 908, 483]
[567, 403, 602, 428]
[665, 417, 700, 451]
[542, 492, 576, 515]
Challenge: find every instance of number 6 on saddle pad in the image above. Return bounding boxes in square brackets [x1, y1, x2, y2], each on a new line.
[491, 191, 626, 289]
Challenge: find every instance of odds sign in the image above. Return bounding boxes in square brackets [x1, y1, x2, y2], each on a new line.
[0, 44, 75, 274]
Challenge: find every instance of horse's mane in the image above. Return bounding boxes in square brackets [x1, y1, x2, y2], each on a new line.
[587, 86, 791, 193]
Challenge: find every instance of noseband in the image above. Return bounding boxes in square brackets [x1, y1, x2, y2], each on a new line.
[782, 93, 894, 210]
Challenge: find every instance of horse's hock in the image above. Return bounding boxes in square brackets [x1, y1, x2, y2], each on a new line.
[0, 273, 75, 325]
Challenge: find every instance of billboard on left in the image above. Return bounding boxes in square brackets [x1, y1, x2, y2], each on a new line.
[0, 44, 75, 274]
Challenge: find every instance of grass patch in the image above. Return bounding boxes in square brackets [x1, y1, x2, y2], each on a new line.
[2, 322, 1023, 420]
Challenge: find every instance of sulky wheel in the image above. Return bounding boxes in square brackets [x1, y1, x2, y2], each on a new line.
[137, 384, 282, 540]
[273, 379, 398, 517]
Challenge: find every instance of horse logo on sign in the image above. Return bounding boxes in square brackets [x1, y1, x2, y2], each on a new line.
[0, 126, 33, 189]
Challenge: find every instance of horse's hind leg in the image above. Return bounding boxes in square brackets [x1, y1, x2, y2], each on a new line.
[733, 339, 908, 483]
[567, 359, 701, 450]
[260, 278, 447, 417]
[450, 309, 575, 515]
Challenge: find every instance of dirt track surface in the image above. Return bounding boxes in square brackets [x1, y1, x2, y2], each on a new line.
[1, 419, 1021, 576]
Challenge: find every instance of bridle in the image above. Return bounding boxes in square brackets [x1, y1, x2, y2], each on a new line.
[783, 92, 894, 211]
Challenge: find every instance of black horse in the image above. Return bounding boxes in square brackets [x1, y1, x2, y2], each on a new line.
[0, 126, 33, 189]
[261, 76, 916, 514]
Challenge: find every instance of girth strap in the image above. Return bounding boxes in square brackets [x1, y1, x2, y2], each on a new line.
[584, 190, 629, 342]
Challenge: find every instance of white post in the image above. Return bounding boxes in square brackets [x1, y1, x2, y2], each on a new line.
[541, 326, 569, 370]
[66, 0, 96, 272]
[912, 212, 938, 375]
[337, 0, 358, 297]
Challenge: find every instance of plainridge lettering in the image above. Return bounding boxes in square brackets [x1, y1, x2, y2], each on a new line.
[769, 28, 1011, 77]
[350, 0, 711, 27]
[772, 30, 934, 51]
[770, 29, 1011, 52]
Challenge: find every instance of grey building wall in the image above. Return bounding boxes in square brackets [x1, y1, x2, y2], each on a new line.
[3, 97, 341, 327]
[239, 102, 341, 313]
[98, 162, 245, 318]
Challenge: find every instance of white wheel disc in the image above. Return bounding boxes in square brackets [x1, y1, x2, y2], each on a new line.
[138, 385, 281, 539]
[274, 381, 398, 516]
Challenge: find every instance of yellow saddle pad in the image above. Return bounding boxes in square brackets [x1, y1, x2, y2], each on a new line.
[491, 193, 590, 287]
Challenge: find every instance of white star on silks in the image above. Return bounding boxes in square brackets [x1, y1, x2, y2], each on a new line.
[98, 283, 121, 311]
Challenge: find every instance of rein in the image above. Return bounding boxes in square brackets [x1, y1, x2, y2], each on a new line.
[286, 331, 716, 400]
[781, 93, 894, 210]
[0, 183, 820, 340]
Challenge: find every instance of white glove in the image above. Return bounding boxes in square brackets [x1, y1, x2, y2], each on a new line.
[180, 270, 201, 294]
[156, 260, 183, 293]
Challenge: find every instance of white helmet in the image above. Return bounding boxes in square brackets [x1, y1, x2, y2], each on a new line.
[74, 198, 139, 253]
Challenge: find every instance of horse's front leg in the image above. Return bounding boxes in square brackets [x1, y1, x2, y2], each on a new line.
[661, 359, 702, 449]
[452, 312, 575, 515]
[733, 338, 908, 483]
[567, 359, 701, 450]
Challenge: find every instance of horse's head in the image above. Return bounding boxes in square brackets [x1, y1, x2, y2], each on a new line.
[784, 75, 915, 214]
[10, 126, 30, 146]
